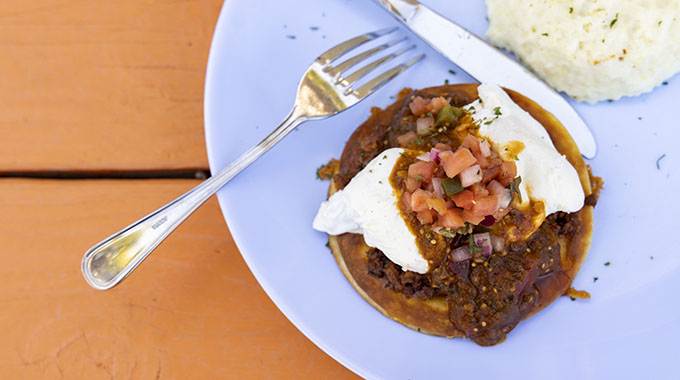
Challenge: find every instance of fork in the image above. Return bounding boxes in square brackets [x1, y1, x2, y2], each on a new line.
[81, 27, 424, 290]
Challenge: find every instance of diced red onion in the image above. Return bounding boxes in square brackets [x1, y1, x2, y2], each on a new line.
[472, 232, 493, 257]
[432, 178, 445, 198]
[480, 215, 496, 227]
[497, 188, 512, 209]
[416, 116, 435, 135]
[491, 235, 505, 252]
[416, 152, 432, 162]
[429, 147, 442, 161]
[450, 246, 471, 262]
[479, 138, 491, 157]
[459, 164, 482, 187]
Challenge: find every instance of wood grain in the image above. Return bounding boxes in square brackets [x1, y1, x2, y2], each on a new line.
[0, 0, 220, 172]
[0, 179, 358, 379]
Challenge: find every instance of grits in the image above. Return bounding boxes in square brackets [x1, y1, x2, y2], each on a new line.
[486, 0, 680, 103]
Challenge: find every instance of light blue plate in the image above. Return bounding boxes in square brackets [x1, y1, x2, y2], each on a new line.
[204, 1, 680, 378]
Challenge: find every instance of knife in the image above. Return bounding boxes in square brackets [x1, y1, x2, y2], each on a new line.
[373, 0, 597, 158]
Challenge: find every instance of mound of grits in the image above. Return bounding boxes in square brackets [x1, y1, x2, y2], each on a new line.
[485, 0, 680, 103]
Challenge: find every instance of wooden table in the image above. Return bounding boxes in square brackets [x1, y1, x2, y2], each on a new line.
[0, 1, 359, 378]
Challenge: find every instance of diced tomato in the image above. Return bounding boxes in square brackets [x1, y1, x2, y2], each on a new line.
[470, 183, 489, 197]
[486, 180, 506, 195]
[401, 191, 412, 212]
[470, 195, 500, 217]
[461, 210, 485, 225]
[479, 138, 491, 157]
[426, 198, 447, 215]
[452, 190, 474, 210]
[439, 148, 477, 178]
[461, 135, 481, 156]
[475, 153, 491, 169]
[427, 96, 448, 113]
[405, 176, 419, 192]
[408, 161, 435, 183]
[408, 96, 429, 116]
[459, 164, 483, 187]
[439, 208, 465, 229]
[397, 131, 418, 147]
[411, 189, 434, 212]
[498, 161, 518, 186]
[416, 209, 435, 224]
[434, 143, 453, 152]
[481, 166, 501, 183]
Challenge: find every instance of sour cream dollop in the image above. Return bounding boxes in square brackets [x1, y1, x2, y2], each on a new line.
[470, 83, 584, 215]
[313, 148, 429, 273]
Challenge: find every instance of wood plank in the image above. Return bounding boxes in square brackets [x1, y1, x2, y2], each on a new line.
[0, 179, 358, 379]
[0, 0, 221, 172]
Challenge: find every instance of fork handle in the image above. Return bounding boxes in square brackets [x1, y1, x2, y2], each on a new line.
[81, 106, 307, 290]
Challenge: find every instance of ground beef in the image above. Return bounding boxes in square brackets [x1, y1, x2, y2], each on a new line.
[366, 248, 445, 300]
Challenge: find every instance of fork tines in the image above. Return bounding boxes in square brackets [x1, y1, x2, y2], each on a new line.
[316, 27, 424, 99]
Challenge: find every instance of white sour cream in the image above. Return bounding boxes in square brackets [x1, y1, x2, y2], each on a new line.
[469, 83, 584, 216]
[313, 147, 429, 274]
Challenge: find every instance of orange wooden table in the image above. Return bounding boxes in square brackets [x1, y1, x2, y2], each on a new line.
[0, 1, 359, 378]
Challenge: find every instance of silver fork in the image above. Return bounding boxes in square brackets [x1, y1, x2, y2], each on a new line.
[82, 28, 424, 290]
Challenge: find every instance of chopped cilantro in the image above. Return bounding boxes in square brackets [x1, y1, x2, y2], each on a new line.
[663, 81, 669, 85]
[383, 155, 388, 159]
[604, 261, 611, 266]
[569, 7, 574, 13]
[444, 79, 449, 85]
[493, 106, 502, 116]
[541, 33, 549, 36]
[310, 26, 319, 31]
[325, 241, 330, 248]
[659, 20, 663, 26]
[437, 228, 457, 238]
[514, 155, 519, 161]
[610, 13, 618, 28]
[593, 277, 598, 282]
[570, 296, 576, 301]
[656, 154, 666, 170]
[448, 69, 456, 75]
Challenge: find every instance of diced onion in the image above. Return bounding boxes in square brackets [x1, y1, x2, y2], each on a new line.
[416, 152, 432, 162]
[450, 246, 471, 262]
[491, 235, 505, 253]
[432, 178, 445, 198]
[479, 138, 491, 157]
[416, 116, 435, 135]
[472, 232, 493, 257]
[429, 148, 442, 161]
[459, 164, 483, 187]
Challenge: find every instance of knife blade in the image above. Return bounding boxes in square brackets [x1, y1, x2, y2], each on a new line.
[373, 0, 597, 158]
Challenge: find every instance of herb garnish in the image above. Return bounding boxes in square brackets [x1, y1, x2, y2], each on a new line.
[610, 13, 618, 28]
[493, 106, 502, 116]
[448, 69, 456, 75]
[286, 35, 296, 39]
[569, 7, 574, 13]
[593, 277, 599, 282]
[437, 228, 457, 238]
[656, 154, 666, 170]
[541, 33, 549, 37]
[310, 26, 319, 31]
[604, 261, 611, 266]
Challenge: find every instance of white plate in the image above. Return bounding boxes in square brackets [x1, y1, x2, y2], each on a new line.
[204, 1, 680, 378]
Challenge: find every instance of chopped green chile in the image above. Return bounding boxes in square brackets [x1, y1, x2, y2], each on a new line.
[435, 104, 464, 126]
[509, 176, 523, 203]
[442, 177, 464, 197]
